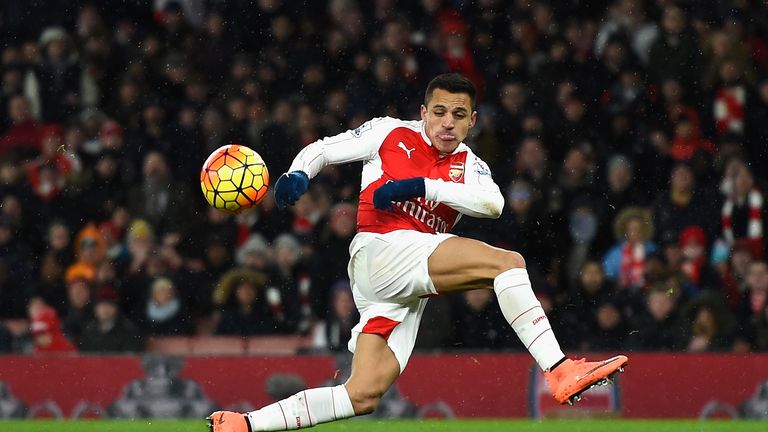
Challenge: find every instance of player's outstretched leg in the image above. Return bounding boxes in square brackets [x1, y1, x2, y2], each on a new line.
[493, 267, 629, 405]
[207, 334, 399, 431]
[428, 237, 629, 405]
[207, 384, 354, 432]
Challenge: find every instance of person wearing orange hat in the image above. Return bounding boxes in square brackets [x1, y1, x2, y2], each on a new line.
[61, 262, 96, 344]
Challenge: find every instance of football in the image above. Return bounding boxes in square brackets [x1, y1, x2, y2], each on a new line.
[200, 144, 270, 213]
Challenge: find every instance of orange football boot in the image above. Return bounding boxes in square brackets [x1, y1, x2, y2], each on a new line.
[544, 355, 628, 405]
[207, 411, 251, 432]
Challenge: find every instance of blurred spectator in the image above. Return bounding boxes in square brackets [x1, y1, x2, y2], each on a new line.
[313, 203, 357, 319]
[28, 27, 81, 122]
[120, 220, 159, 319]
[647, 4, 702, 92]
[669, 115, 715, 162]
[629, 283, 684, 351]
[139, 276, 191, 336]
[0, 214, 35, 305]
[512, 136, 553, 211]
[653, 164, 719, 244]
[494, 81, 531, 168]
[603, 207, 657, 290]
[720, 162, 765, 258]
[36, 221, 73, 309]
[80, 148, 129, 222]
[702, 29, 754, 92]
[29, 301, 77, 354]
[72, 223, 106, 275]
[80, 285, 142, 352]
[216, 275, 276, 336]
[127, 151, 192, 235]
[677, 225, 720, 294]
[0, 63, 26, 133]
[269, 233, 313, 334]
[452, 288, 515, 350]
[566, 260, 615, 341]
[710, 238, 743, 311]
[105, 78, 144, 130]
[495, 179, 556, 277]
[594, 0, 658, 65]
[708, 56, 752, 141]
[683, 295, 737, 352]
[61, 263, 95, 342]
[737, 260, 768, 350]
[0, 95, 43, 157]
[584, 297, 629, 351]
[319, 280, 358, 352]
[601, 154, 647, 224]
[25, 125, 82, 201]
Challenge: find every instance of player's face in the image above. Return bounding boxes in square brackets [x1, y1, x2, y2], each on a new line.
[421, 88, 477, 156]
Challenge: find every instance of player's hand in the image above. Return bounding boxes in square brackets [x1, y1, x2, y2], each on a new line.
[373, 178, 426, 211]
[274, 171, 309, 209]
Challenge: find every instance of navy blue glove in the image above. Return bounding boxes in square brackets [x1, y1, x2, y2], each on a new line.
[274, 171, 309, 209]
[373, 178, 426, 211]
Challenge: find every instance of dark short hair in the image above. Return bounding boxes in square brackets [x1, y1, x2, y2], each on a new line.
[424, 73, 476, 110]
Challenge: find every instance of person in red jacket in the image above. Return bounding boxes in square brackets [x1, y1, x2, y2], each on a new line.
[29, 301, 77, 354]
[0, 95, 43, 157]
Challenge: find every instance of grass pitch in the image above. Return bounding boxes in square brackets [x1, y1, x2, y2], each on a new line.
[1, 419, 766, 432]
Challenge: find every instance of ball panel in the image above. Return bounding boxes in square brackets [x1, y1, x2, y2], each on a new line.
[217, 179, 237, 193]
[262, 165, 270, 186]
[236, 192, 253, 207]
[207, 154, 226, 171]
[219, 190, 240, 202]
[225, 200, 241, 212]
[254, 185, 269, 203]
[241, 168, 254, 188]
[231, 166, 245, 187]
[207, 170, 221, 189]
[214, 194, 225, 209]
[217, 164, 234, 181]
[248, 164, 263, 176]
[252, 175, 264, 191]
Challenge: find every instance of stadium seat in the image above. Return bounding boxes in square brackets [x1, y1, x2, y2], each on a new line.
[245, 336, 311, 355]
[190, 336, 246, 355]
[145, 337, 192, 355]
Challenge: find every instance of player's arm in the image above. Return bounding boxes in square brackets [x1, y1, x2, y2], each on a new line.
[373, 152, 504, 219]
[423, 156, 504, 218]
[275, 117, 392, 208]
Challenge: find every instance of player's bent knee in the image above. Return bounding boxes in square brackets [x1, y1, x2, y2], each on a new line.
[347, 387, 384, 415]
[496, 250, 526, 274]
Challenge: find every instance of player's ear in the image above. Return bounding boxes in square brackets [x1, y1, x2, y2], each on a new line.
[469, 111, 477, 128]
[420, 105, 428, 121]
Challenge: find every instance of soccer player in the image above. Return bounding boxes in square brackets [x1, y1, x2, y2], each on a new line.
[208, 73, 628, 432]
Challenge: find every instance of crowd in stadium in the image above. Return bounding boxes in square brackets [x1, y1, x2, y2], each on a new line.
[0, 0, 767, 355]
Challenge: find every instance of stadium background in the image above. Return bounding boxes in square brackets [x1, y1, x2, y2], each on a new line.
[1, 0, 768, 424]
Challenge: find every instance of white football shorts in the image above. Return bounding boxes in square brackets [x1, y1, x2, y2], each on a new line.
[346, 230, 455, 372]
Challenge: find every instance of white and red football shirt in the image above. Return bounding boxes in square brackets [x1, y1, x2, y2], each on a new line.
[288, 117, 503, 234]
